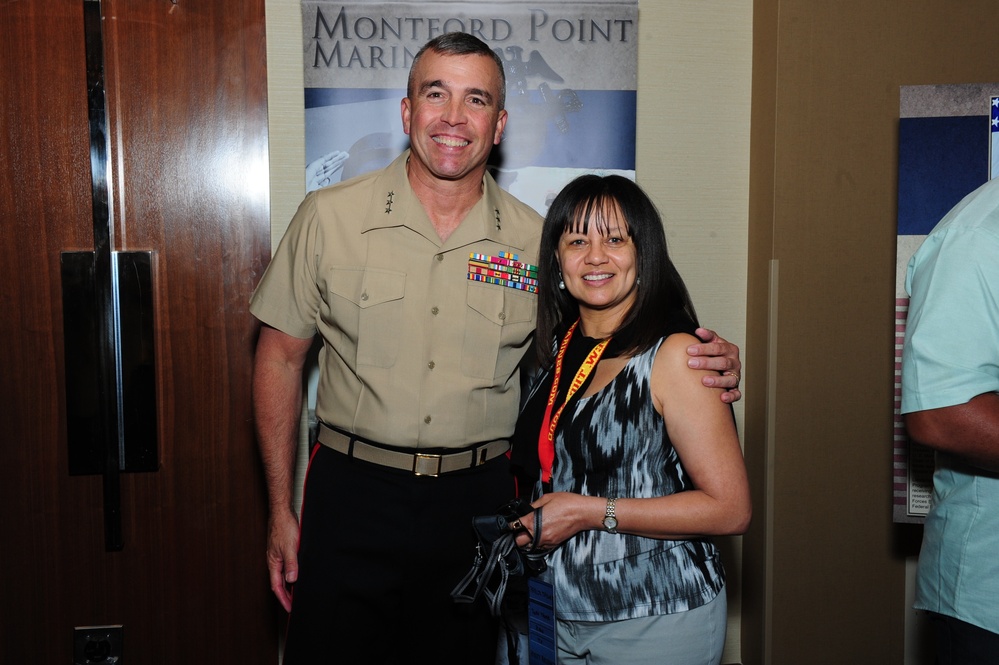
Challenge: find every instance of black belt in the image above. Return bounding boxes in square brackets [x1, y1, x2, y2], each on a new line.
[317, 424, 510, 477]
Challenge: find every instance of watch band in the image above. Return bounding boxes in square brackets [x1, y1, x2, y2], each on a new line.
[602, 497, 618, 533]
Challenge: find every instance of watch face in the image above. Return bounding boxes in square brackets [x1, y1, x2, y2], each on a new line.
[603, 516, 618, 531]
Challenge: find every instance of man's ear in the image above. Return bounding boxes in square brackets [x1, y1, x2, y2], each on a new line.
[401, 98, 412, 136]
[492, 109, 508, 145]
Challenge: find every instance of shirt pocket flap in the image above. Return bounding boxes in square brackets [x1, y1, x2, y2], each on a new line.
[330, 267, 406, 309]
[466, 282, 536, 326]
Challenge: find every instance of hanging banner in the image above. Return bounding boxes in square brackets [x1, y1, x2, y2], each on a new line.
[300, 0, 638, 216]
[893, 82, 999, 523]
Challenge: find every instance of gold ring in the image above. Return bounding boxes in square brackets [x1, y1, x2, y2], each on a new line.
[724, 371, 741, 383]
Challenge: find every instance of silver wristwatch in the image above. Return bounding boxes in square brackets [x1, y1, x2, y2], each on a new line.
[601, 497, 618, 533]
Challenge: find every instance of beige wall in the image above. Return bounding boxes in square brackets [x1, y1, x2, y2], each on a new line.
[265, 0, 307, 247]
[264, 1, 753, 662]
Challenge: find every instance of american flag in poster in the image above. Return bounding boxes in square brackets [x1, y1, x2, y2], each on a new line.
[992, 95, 998, 179]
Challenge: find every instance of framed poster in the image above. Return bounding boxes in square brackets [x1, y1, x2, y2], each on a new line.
[893, 83, 998, 523]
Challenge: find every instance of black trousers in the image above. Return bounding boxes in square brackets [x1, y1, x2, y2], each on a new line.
[283, 442, 513, 665]
[929, 612, 999, 665]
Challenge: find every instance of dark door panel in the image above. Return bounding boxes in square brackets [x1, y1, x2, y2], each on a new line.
[0, 1, 277, 662]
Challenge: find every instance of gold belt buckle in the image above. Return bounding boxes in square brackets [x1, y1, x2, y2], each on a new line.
[413, 453, 443, 477]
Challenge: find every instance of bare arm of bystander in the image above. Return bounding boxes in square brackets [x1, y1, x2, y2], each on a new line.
[905, 392, 999, 472]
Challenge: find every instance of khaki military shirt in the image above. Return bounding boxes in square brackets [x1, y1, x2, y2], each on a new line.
[250, 151, 542, 449]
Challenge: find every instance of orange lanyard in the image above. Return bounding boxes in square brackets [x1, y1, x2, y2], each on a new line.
[538, 320, 611, 483]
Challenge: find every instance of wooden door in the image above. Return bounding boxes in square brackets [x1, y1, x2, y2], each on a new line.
[0, 1, 277, 662]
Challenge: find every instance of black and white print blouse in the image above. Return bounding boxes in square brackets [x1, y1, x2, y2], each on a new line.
[541, 335, 726, 622]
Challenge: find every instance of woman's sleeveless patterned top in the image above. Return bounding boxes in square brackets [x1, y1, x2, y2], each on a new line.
[543, 336, 726, 621]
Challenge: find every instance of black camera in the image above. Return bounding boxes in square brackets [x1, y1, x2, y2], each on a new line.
[452, 497, 547, 617]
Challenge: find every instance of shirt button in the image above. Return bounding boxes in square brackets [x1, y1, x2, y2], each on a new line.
[424, 415, 432, 424]
[428, 361, 435, 370]
[498, 312, 506, 320]
[435, 254, 444, 262]
[431, 306, 439, 315]
[361, 292, 369, 301]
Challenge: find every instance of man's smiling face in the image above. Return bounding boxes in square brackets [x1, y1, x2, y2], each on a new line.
[401, 50, 507, 185]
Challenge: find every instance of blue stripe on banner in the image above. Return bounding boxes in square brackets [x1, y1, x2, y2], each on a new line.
[501, 90, 636, 170]
[305, 88, 403, 108]
[897, 115, 990, 235]
[304, 88, 637, 172]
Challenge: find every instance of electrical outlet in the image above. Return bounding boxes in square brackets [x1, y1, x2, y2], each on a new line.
[74, 625, 123, 664]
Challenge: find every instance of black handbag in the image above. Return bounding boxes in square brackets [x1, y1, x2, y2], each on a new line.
[451, 498, 547, 619]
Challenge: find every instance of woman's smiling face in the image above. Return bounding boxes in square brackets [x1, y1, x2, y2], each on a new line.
[557, 201, 638, 326]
